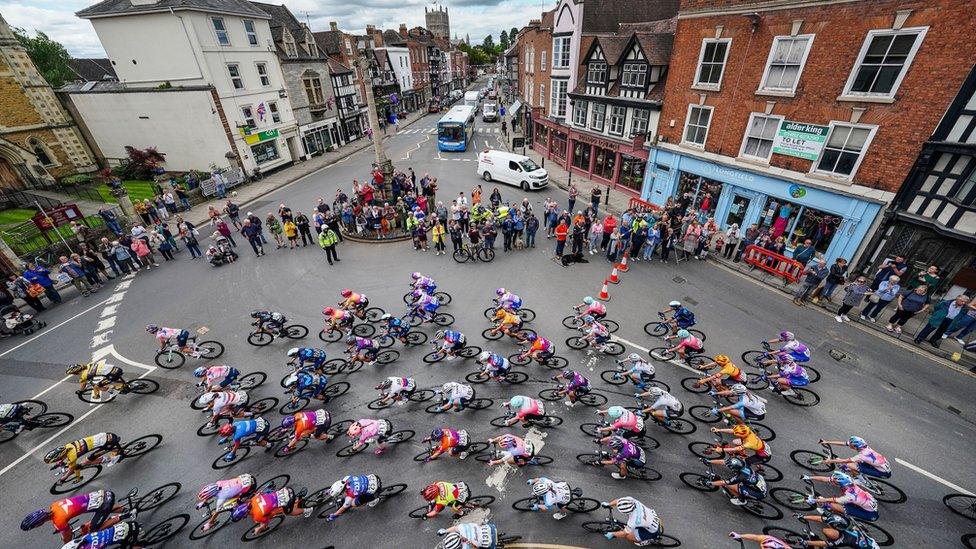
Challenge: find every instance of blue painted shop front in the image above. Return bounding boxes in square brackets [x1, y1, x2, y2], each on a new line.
[642, 148, 884, 264]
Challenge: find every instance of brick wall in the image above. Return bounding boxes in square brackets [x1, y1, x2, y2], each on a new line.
[657, 0, 976, 193]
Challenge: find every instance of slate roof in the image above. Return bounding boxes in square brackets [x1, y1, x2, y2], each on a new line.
[636, 32, 673, 66]
[67, 58, 117, 81]
[327, 58, 352, 75]
[580, 0, 678, 33]
[383, 29, 405, 46]
[77, 0, 269, 19]
[313, 30, 342, 56]
[250, 1, 324, 60]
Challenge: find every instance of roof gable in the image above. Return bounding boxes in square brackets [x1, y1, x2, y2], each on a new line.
[77, 0, 270, 19]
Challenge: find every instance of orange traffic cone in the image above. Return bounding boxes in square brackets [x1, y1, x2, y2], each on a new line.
[598, 279, 611, 301]
[608, 266, 620, 284]
[617, 251, 630, 272]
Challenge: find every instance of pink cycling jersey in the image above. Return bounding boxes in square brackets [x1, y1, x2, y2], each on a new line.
[354, 337, 376, 350]
[513, 398, 542, 419]
[675, 335, 703, 351]
[214, 475, 253, 507]
[156, 327, 180, 342]
[761, 536, 791, 549]
[355, 419, 383, 443]
[837, 485, 878, 512]
[611, 410, 642, 432]
[852, 448, 890, 473]
[588, 323, 609, 337]
[211, 391, 247, 417]
[205, 366, 231, 385]
[503, 437, 529, 457]
[585, 303, 606, 315]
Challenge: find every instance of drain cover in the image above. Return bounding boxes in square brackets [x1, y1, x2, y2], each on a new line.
[673, 276, 686, 284]
[829, 348, 856, 363]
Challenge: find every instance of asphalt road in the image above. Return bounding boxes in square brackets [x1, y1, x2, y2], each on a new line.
[0, 79, 974, 549]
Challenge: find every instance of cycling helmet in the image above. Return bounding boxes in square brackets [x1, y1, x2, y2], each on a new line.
[495, 309, 506, 319]
[732, 425, 751, 438]
[411, 272, 422, 280]
[823, 512, 851, 530]
[498, 435, 518, 449]
[779, 331, 795, 341]
[322, 307, 335, 316]
[430, 427, 443, 440]
[628, 353, 641, 361]
[381, 313, 393, 321]
[249, 310, 263, 319]
[422, 483, 440, 501]
[582, 315, 595, 323]
[197, 483, 220, 502]
[376, 379, 392, 391]
[668, 301, 681, 308]
[606, 406, 626, 419]
[478, 351, 491, 362]
[20, 509, 52, 531]
[583, 296, 594, 305]
[676, 329, 691, 338]
[411, 289, 424, 298]
[43, 446, 67, 464]
[340, 289, 352, 298]
[847, 436, 867, 450]
[230, 502, 251, 522]
[145, 324, 159, 334]
[197, 392, 219, 406]
[725, 457, 745, 471]
[443, 533, 463, 549]
[193, 366, 207, 378]
[65, 363, 86, 375]
[715, 355, 730, 365]
[346, 422, 362, 437]
[345, 335, 357, 345]
[731, 383, 748, 395]
[524, 333, 537, 342]
[218, 424, 235, 439]
[508, 396, 525, 408]
[287, 348, 300, 358]
[616, 497, 637, 514]
[532, 481, 549, 497]
[281, 415, 296, 429]
[496, 287, 506, 296]
[559, 369, 573, 379]
[831, 471, 854, 487]
[608, 437, 624, 450]
[329, 480, 346, 498]
[434, 330, 446, 340]
[646, 387, 665, 398]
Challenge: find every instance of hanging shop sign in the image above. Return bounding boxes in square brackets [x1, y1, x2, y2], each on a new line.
[772, 120, 829, 161]
[243, 129, 279, 145]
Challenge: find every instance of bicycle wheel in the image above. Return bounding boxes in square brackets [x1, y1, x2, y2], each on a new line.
[489, 416, 512, 428]
[530, 415, 562, 428]
[805, 365, 822, 383]
[743, 500, 783, 520]
[761, 527, 807, 547]
[408, 505, 431, 519]
[257, 474, 291, 493]
[154, 350, 185, 369]
[247, 332, 273, 347]
[274, 438, 308, 458]
[432, 313, 454, 326]
[630, 435, 660, 451]
[861, 477, 907, 504]
[123, 434, 163, 458]
[661, 417, 697, 435]
[409, 389, 436, 403]
[235, 372, 265, 391]
[336, 443, 365, 457]
[679, 377, 712, 394]
[630, 467, 662, 482]
[322, 359, 347, 375]
[582, 519, 623, 534]
[319, 328, 342, 343]
[241, 514, 283, 542]
[944, 494, 976, 520]
[477, 248, 495, 262]
[679, 472, 719, 492]
[467, 398, 494, 410]
[188, 510, 231, 540]
[543, 356, 569, 369]
[368, 397, 393, 410]
[504, 371, 529, 384]
[197, 417, 230, 437]
[140, 513, 189, 545]
[964, 534, 976, 549]
[33, 412, 74, 429]
[78, 388, 118, 404]
[578, 392, 608, 407]
[459, 345, 482, 358]
[745, 373, 770, 390]
[600, 370, 628, 386]
[463, 442, 490, 458]
[453, 249, 470, 263]
[689, 406, 722, 424]
[566, 336, 587, 350]
[509, 353, 531, 366]
[423, 350, 447, 364]
[285, 324, 309, 339]
[324, 380, 350, 400]
[136, 482, 182, 512]
[511, 497, 540, 512]
[464, 495, 496, 511]
[364, 308, 385, 322]
[527, 455, 553, 466]
[344, 359, 365, 374]
[601, 319, 620, 333]
[567, 497, 601, 513]
[267, 426, 292, 444]
[51, 465, 102, 494]
[644, 322, 668, 337]
[538, 388, 564, 401]
[128, 378, 160, 395]
[465, 371, 491, 384]
[755, 462, 783, 483]
[213, 446, 251, 469]
[790, 449, 834, 472]
[516, 308, 536, 323]
[602, 342, 625, 356]
[689, 329, 706, 341]
[280, 397, 309, 414]
[749, 422, 777, 442]
[376, 350, 399, 364]
[376, 335, 394, 349]
[857, 521, 893, 546]
[650, 347, 676, 361]
[579, 423, 605, 437]
[688, 441, 722, 460]
[198, 340, 225, 359]
[771, 487, 814, 511]
[386, 430, 415, 445]
[14, 399, 47, 416]
[740, 350, 766, 367]
[783, 388, 820, 407]
[248, 397, 279, 415]
[352, 323, 376, 337]
[482, 328, 503, 341]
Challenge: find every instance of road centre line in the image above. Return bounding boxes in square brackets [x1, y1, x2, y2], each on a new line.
[895, 458, 973, 496]
[612, 335, 698, 374]
[0, 297, 110, 359]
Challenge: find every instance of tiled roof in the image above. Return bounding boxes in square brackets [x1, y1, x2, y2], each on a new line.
[67, 58, 117, 82]
[327, 58, 352, 74]
[636, 32, 673, 66]
[313, 30, 342, 56]
[383, 29, 405, 46]
[77, 0, 268, 18]
[597, 35, 630, 66]
[250, 2, 324, 60]
[618, 17, 676, 35]
[581, 0, 678, 33]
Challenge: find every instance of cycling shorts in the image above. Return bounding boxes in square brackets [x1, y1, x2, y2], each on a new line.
[177, 330, 190, 347]
[858, 463, 891, 479]
[89, 491, 116, 531]
[785, 375, 809, 387]
[843, 503, 878, 523]
[218, 369, 239, 388]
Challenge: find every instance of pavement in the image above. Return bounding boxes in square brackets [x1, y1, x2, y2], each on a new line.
[0, 77, 973, 549]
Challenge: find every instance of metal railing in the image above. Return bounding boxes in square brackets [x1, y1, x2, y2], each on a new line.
[1, 204, 123, 258]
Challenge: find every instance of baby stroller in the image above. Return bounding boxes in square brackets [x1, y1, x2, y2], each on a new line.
[207, 237, 238, 267]
[1, 308, 46, 336]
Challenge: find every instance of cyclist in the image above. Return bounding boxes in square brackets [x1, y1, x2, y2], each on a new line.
[421, 480, 471, 518]
[435, 329, 467, 360]
[795, 510, 881, 549]
[195, 474, 257, 533]
[380, 314, 411, 343]
[43, 433, 123, 483]
[574, 296, 606, 320]
[819, 436, 891, 479]
[437, 522, 498, 549]
[551, 369, 590, 407]
[580, 315, 611, 350]
[59, 521, 139, 549]
[525, 477, 573, 520]
[194, 364, 240, 392]
[695, 355, 746, 391]
[286, 347, 327, 372]
[411, 272, 437, 293]
[596, 406, 646, 440]
[232, 486, 312, 535]
[615, 353, 657, 388]
[476, 351, 511, 382]
[519, 333, 554, 364]
[486, 434, 535, 466]
[802, 471, 879, 523]
[728, 532, 792, 549]
[435, 381, 474, 412]
[250, 310, 287, 335]
[324, 474, 382, 521]
[501, 395, 546, 427]
[146, 323, 199, 356]
[423, 427, 474, 462]
[490, 308, 527, 343]
[21, 489, 127, 542]
[763, 331, 811, 364]
[216, 417, 273, 461]
[494, 288, 522, 312]
[635, 386, 684, 423]
[0, 401, 29, 435]
[198, 390, 250, 427]
[338, 289, 369, 317]
[345, 335, 380, 364]
[411, 291, 441, 322]
[323, 306, 354, 334]
[283, 371, 331, 404]
[346, 418, 393, 456]
[597, 435, 647, 480]
[707, 457, 768, 506]
[280, 409, 333, 453]
[663, 329, 703, 361]
[710, 425, 772, 468]
[713, 383, 767, 423]
[766, 357, 809, 396]
[66, 361, 126, 403]
[375, 377, 417, 406]
[661, 300, 696, 334]
[603, 496, 662, 545]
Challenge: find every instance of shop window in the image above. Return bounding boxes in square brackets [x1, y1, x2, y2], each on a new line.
[572, 142, 591, 171]
[682, 105, 712, 147]
[757, 196, 841, 254]
[550, 131, 567, 160]
[759, 36, 812, 93]
[619, 154, 645, 191]
[677, 172, 723, 219]
[593, 147, 616, 181]
[816, 123, 875, 178]
[843, 28, 926, 98]
[534, 123, 548, 146]
[252, 141, 280, 165]
[694, 39, 730, 88]
[740, 113, 782, 161]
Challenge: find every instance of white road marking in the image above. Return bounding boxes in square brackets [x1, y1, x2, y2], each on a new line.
[101, 304, 119, 317]
[400, 134, 431, 160]
[31, 375, 71, 400]
[115, 280, 133, 290]
[90, 331, 112, 347]
[895, 458, 974, 495]
[95, 317, 116, 332]
[0, 297, 110, 359]
[484, 140, 490, 149]
[93, 344, 156, 372]
[106, 291, 126, 304]
[612, 335, 698, 374]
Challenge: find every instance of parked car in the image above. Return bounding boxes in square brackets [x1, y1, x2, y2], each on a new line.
[477, 149, 548, 191]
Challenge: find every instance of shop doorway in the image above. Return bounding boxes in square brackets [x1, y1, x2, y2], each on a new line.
[726, 193, 751, 228]
[677, 172, 723, 220]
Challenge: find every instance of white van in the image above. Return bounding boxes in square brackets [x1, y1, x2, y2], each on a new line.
[464, 91, 480, 107]
[482, 103, 498, 122]
[477, 150, 548, 191]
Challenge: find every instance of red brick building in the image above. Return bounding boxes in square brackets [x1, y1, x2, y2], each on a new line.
[645, 0, 976, 264]
[513, 10, 554, 132]
[398, 24, 432, 110]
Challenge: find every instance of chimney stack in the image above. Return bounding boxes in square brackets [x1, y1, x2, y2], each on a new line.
[329, 21, 338, 32]
[399, 24, 408, 37]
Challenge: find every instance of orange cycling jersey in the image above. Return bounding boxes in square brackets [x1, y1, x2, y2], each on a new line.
[530, 339, 548, 352]
[438, 431, 460, 452]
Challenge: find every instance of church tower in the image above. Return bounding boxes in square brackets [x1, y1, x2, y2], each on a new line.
[424, 5, 450, 40]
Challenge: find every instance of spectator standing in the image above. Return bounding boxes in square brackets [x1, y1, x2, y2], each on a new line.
[860, 275, 901, 321]
[318, 226, 340, 264]
[77, 252, 103, 286]
[448, 221, 463, 252]
[735, 223, 760, 262]
[591, 186, 602, 217]
[568, 183, 578, 213]
[472, 185, 482, 204]
[130, 237, 158, 269]
[792, 239, 816, 266]
[163, 190, 177, 215]
[97, 237, 122, 277]
[885, 285, 929, 334]
[601, 214, 617, 251]
[58, 255, 95, 297]
[554, 219, 569, 259]
[943, 295, 976, 344]
[432, 218, 446, 255]
[871, 255, 909, 290]
[98, 206, 123, 236]
[588, 218, 603, 254]
[215, 218, 237, 247]
[501, 215, 514, 252]
[834, 276, 872, 322]
[482, 221, 497, 251]
[294, 212, 312, 247]
[174, 185, 191, 211]
[490, 188, 502, 209]
[154, 195, 169, 221]
[906, 265, 941, 293]
[7, 273, 45, 312]
[283, 219, 298, 249]
[22, 262, 61, 304]
[723, 224, 740, 259]
[179, 220, 202, 259]
[241, 220, 264, 256]
[914, 294, 970, 348]
[212, 170, 227, 199]
[265, 214, 284, 248]
[525, 213, 538, 249]
[820, 258, 849, 303]
[110, 240, 137, 273]
[793, 258, 828, 305]
[571, 218, 585, 256]
[156, 232, 175, 261]
[224, 200, 242, 229]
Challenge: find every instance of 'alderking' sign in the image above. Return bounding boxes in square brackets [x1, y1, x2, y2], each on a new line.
[771, 120, 829, 161]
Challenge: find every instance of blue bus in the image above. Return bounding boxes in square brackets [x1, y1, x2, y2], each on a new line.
[437, 105, 476, 152]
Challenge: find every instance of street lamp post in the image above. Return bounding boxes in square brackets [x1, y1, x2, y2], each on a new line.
[354, 55, 394, 196]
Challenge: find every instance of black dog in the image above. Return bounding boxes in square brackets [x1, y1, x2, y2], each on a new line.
[560, 252, 588, 267]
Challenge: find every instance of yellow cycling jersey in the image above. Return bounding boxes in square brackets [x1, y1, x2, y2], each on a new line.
[434, 482, 458, 507]
[498, 312, 519, 326]
[79, 361, 118, 384]
[718, 363, 742, 379]
[64, 433, 111, 468]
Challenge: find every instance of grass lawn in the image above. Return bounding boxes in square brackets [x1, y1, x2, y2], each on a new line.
[95, 180, 156, 204]
[0, 208, 38, 227]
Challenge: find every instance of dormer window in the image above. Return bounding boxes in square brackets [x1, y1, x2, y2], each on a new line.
[283, 32, 297, 57]
[621, 63, 647, 87]
[587, 61, 607, 84]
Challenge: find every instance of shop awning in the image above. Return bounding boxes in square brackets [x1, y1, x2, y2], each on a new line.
[509, 100, 522, 116]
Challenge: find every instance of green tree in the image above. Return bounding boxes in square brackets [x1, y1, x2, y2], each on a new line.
[482, 34, 494, 51]
[499, 30, 510, 50]
[12, 28, 74, 89]
[510, 27, 519, 43]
